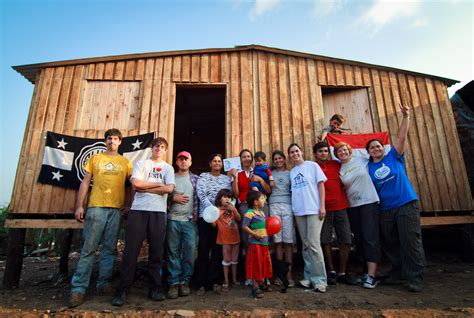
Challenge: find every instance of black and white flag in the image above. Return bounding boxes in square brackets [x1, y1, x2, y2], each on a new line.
[38, 131, 155, 189]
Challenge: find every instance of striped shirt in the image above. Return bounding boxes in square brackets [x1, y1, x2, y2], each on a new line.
[242, 209, 269, 246]
[196, 172, 232, 217]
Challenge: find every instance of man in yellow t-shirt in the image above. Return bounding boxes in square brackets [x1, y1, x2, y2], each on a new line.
[69, 128, 133, 308]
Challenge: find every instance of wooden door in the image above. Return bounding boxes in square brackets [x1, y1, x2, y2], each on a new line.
[322, 88, 373, 134]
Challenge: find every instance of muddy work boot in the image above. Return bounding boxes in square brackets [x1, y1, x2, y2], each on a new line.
[68, 292, 84, 308]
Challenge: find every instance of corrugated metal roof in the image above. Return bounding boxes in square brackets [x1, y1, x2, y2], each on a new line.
[12, 44, 459, 86]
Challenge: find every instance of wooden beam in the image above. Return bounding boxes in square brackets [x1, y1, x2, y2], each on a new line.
[2, 229, 26, 289]
[4, 219, 84, 229]
[421, 215, 474, 226]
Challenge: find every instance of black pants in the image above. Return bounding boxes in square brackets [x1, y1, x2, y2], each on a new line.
[195, 217, 222, 289]
[118, 210, 166, 291]
[348, 202, 381, 263]
[379, 201, 426, 284]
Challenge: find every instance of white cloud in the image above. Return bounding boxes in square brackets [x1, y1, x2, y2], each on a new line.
[250, 0, 281, 18]
[312, 0, 347, 17]
[357, 0, 422, 35]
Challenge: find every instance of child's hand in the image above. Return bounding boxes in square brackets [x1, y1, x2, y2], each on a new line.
[251, 175, 264, 183]
[253, 233, 264, 240]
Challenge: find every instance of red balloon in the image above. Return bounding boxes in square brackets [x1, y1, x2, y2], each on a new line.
[266, 216, 282, 236]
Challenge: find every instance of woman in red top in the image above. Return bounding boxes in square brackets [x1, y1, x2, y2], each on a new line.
[230, 149, 271, 285]
[230, 149, 271, 214]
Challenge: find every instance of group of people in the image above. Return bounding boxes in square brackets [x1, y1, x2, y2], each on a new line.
[67, 104, 426, 308]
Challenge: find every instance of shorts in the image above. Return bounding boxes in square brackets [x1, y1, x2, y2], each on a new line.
[320, 209, 352, 245]
[269, 202, 294, 244]
[222, 243, 240, 266]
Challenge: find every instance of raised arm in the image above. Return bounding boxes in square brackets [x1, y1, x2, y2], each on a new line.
[394, 103, 410, 156]
[230, 168, 240, 199]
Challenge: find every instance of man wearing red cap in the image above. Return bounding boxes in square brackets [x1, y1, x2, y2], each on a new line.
[165, 151, 199, 299]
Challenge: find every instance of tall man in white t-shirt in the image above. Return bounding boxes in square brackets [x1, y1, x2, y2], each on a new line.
[112, 137, 175, 306]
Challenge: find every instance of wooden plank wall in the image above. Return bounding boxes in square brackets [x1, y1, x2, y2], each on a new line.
[9, 50, 472, 214]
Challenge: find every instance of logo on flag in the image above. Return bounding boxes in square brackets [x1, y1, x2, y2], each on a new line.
[326, 132, 391, 158]
[38, 131, 155, 189]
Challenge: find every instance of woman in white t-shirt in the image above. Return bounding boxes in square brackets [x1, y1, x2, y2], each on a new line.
[288, 143, 328, 293]
[334, 142, 380, 289]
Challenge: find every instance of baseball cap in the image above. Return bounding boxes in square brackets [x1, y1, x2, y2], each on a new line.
[176, 151, 192, 160]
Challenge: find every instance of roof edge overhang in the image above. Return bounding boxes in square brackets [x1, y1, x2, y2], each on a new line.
[12, 44, 459, 87]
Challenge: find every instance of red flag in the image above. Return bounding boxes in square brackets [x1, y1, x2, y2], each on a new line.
[326, 132, 391, 158]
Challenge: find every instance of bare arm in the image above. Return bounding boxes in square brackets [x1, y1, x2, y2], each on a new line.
[242, 225, 263, 240]
[132, 178, 173, 194]
[318, 181, 326, 220]
[321, 130, 328, 142]
[394, 103, 410, 156]
[74, 172, 92, 222]
[226, 204, 241, 222]
[252, 175, 271, 194]
[121, 186, 134, 217]
[230, 168, 240, 199]
[132, 178, 165, 191]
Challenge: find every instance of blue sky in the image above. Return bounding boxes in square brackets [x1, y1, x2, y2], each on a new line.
[0, 0, 472, 206]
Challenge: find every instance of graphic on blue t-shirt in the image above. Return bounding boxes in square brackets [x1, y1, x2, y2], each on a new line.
[373, 163, 396, 185]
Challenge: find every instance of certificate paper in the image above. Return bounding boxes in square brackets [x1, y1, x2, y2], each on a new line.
[223, 157, 242, 172]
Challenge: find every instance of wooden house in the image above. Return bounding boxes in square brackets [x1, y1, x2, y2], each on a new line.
[8, 45, 474, 228]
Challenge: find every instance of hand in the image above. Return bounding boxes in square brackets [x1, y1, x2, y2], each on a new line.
[319, 207, 326, 221]
[192, 213, 198, 222]
[399, 103, 410, 118]
[251, 175, 264, 184]
[75, 207, 85, 223]
[229, 168, 238, 179]
[173, 193, 190, 204]
[120, 206, 130, 217]
[253, 233, 264, 240]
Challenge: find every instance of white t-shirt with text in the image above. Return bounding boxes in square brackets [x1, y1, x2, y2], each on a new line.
[131, 159, 175, 212]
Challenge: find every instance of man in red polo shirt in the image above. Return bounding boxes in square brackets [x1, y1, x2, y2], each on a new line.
[313, 142, 354, 285]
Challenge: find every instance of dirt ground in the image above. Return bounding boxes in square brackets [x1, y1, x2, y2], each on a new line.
[0, 229, 473, 317]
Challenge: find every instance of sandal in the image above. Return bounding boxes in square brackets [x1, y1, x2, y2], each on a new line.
[222, 284, 229, 293]
[251, 288, 264, 299]
[232, 281, 241, 287]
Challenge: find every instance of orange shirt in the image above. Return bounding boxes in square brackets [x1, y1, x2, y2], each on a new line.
[216, 208, 241, 245]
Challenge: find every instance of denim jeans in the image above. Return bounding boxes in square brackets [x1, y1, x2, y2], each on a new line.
[166, 219, 198, 286]
[295, 214, 327, 289]
[71, 207, 121, 294]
